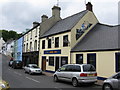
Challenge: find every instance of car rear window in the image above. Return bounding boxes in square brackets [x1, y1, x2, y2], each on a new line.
[83, 64, 96, 72]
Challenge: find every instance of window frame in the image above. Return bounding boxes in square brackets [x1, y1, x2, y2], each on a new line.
[48, 39, 51, 48]
[55, 37, 59, 48]
[42, 40, 45, 49]
[49, 57, 54, 66]
[63, 35, 69, 47]
[115, 53, 120, 72]
[87, 53, 96, 69]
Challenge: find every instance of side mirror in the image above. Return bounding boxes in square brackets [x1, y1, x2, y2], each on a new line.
[57, 69, 61, 72]
[117, 75, 120, 79]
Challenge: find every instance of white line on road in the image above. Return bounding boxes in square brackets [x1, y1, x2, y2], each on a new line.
[26, 76, 40, 83]
[14, 71, 22, 76]
[54, 87, 63, 90]
[8, 68, 11, 70]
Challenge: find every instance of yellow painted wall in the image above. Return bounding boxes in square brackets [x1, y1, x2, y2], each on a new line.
[71, 11, 98, 48]
[39, 32, 71, 71]
[71, 51, 119, 78]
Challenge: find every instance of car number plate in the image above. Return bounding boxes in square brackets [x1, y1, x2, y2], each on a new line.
[87, 74, 94, 76]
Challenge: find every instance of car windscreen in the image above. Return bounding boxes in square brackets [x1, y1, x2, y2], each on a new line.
[31, 66, 39, 68]
[83, 65, 96, 72]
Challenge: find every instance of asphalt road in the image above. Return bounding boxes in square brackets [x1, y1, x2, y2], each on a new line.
[1, 54, 102, 90]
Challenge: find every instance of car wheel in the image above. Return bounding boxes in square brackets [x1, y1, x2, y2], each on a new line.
[72, 78, 78, 87]
[103, 84, 113, 90]
[54, 75, 59, 82]
[29, 70, 32, 75]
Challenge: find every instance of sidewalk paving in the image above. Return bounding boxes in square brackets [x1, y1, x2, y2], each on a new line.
[42, 71, 104, 86]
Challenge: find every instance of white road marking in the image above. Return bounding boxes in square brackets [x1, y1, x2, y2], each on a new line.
[8, 68, 11, 70]
[54, 87, 63, 90]
[26, 76, 40, 83]
[14, 71, 22, 76]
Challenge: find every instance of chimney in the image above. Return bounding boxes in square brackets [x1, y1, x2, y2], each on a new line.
[86, 2, 93, 12]
[33, 22, 39, 27]
[41, 15, 48, 22]
[52, 6, 61, 18]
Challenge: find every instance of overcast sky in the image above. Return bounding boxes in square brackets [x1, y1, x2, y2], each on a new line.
[0, 0, 119, 33]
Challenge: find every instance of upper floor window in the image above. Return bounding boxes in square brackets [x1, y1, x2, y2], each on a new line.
[35, 28, 37, 37]
[48, 39, 51, 48]
[42, 40, 45, 49]
[55, 37, 59, 48]
[31, 31, 32, 39]
[63, 35, 69, 47]
[27, 34, 29, 41]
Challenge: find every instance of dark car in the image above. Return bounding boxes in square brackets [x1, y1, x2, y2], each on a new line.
[8, 60, 13, 67]
[11, 60, 23, 69]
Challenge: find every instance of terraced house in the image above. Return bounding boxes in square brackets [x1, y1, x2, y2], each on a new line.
[22, 5, 62, 66]
[39, 2, 120, 79]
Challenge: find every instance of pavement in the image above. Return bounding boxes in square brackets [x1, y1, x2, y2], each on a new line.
[42, 71, 104, 86]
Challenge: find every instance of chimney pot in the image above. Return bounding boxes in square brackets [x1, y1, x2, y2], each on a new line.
[33, 22, 39, 27]
[52, 6, 61, 18]
[41, 15, 48, 22]
[86, 2, 93, 12]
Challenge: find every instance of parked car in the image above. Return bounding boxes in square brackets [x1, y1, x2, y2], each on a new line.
[0, 80, 10, 90]
[8, 60, 13, 67]
[11, 60, 23, 69]
[53, 64, 97, 87]
[102, 72, 120, 90]
[23, 64, 42, 75]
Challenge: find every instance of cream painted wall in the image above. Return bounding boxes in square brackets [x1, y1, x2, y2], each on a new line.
[23, 26, 40, 52]
[39, 32, 71, 71]
[71, 51, 119, 78]
[71, 11, 98, 48]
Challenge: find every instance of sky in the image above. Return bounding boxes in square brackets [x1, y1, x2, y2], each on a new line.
[0, 0, 119, 33]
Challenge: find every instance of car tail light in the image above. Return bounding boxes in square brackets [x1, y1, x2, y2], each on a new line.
[80, 73, 87, 77]
[94, 73, 97, 76]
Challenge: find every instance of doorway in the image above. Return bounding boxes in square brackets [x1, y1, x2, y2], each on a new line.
[42, 56, 46, 71]
[55, 57, 59, 71]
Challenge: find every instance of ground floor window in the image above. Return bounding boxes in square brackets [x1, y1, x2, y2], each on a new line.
[61, 57, 68, 66]
[76, 54, 83, 64]
[115, 53, 120, 72]
[49, 57, 54, 66]
[87, 53, 96, 68]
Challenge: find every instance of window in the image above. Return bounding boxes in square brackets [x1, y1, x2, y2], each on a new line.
[31, 31, 32, 39]
[42, 40, 45, 49]
[35, 28, 37, 37]
[74, 65, 81, 72]
[61, 57, 68, 66]
[55, 37, 59, 48]
[115, 53, 120, 72]
[30, 42, 32, 51]
[87, 53, 96, 69]
[49, 57, 54, 66]
[63, 35, 69, 47]
[48, 39, 51, 48]
[26, 43, 28, 52]
[66, 65, 74, 71]
[34, 40, 37, 51]
[76, 54, 83, 64]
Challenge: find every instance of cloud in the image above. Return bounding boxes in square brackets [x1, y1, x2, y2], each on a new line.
[0, 0, 119, 33]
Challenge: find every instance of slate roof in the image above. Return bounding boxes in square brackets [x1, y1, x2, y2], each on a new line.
[41, 10, 88, 38]
[71, 23, 120, 52]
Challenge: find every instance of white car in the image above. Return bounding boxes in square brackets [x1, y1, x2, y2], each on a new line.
[24, 64, 42, 75]
[53, 64, 97, 87]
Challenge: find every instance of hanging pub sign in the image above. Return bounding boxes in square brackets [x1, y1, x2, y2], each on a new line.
[44, 49, 61, 54]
